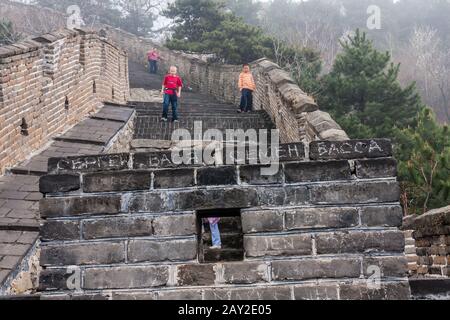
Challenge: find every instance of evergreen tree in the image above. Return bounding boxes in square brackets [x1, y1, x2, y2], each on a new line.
[319, 29, 424, 138]
[0, 19, 22, 45]
[395, 109, 450, 214]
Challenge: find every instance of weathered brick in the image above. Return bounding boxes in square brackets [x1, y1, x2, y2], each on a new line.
[39, 174, 80, 194]
[310, 181, 400, 204]
[40, 242, 125, 266]
[241, 210, 283, 233]
[339, 283, 385, 300]
[285, 207, 358, 230]
[355, 158, 397, 179]
[239, 165, 283, 185]
[82, 216, 153, 240]
[310, 139, 392, 160]
[83, 171, 151, 192]
[174, 188, 258, 211]
[272, 258, 361, 281]
[153, 169, 195, 189]
[244, 234, 312, 257]
[128, 192, 167, 213]
[152, 214, 196, 236]
[112, 292, 156, 300]
[204, 286, 292, 300]
[284, 161, 352, 183]
[40, 195, 122, 218]
[316, 231, 405, 255]
[84, 266, 169, 290]
[128, 238, 197, 263]
[39, 269, 73, 291]
[196, 166, 237, 186]
[177, 264, 215, 286]
[294, 285, 339, 300]
[220, 262, 269, 284]
[41, 220, 80, 241]
[48, 154, 130, 174]
[361, 205, 403, 227]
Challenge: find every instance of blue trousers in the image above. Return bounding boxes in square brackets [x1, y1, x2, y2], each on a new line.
[210, 223, 222, 247]
[240, 89, 253, 112]
[162, 93, 178, 121]
[149, 60, 158, 74]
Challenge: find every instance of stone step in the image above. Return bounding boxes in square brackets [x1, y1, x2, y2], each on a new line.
[202, 248, 244, 263]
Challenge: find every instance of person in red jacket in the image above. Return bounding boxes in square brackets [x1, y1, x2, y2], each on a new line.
[161, 66, 183, 123]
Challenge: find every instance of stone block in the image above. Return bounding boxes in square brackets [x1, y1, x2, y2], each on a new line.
[239, 165, 283, 185]
[177, 264, 215, 286]
[128, 238, 197, 263]
[48, 154, 130, 174]
[39, 174, 80, 194]
[257, 186, 309, 207]
[157, 290, 203, 300]
[244, 234, 312, 257]
[284, 161, 352, 183]
[84, 266, 169, 290]
[241, 210, 284, 233]
[196, 167, 237, 186]
[204, 286, 292, 300]
[310, 140, 392, 160]
[39, 269, 73, 291]
[82, 216, 153, 240]
[152, 214, 196, 237]
[293, 285, 339, 300]
[285, 207, 358, 230]
[41, 220, 80, 241]
[310, 181, 400, 205]
[355, 158, 397, 179]
[272, 258, 361, 281]
[153, 169, 195, 189]
[363, 256, 409, 278]
[220, 262, 269, 284]
[83, 171, 151, 192]
[40, 242, 125, 266]
[360, 205, 403, 227]
[174, 188, 258, 211]
[40, 195, 122, 218]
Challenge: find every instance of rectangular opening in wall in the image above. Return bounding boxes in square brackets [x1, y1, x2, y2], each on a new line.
[196, 208, 243, 263]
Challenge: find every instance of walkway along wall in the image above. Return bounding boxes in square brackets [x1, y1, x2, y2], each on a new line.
[0, 29, 130, 175]
[38, 139, 410, 300]
[101, 26, 349, 144]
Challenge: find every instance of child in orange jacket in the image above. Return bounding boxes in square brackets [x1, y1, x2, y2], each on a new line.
[238, 64, 256, 113]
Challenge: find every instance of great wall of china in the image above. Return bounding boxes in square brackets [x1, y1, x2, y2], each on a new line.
[0, 0, 449, 300]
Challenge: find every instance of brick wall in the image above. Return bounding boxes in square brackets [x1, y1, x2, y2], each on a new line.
[37, 139, 411, 300]
[0, 29, 130, 175]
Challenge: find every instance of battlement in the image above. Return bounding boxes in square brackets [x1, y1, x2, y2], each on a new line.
[37, 139, 410, 300]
